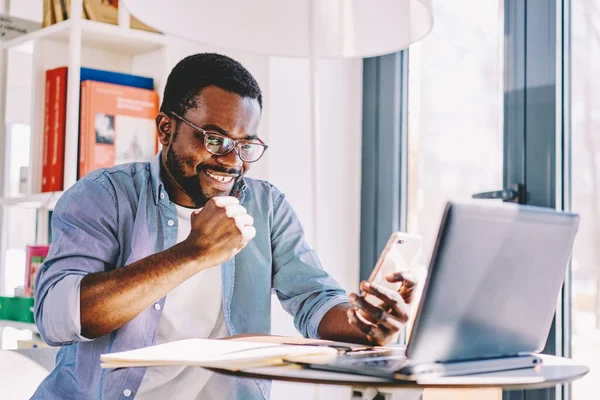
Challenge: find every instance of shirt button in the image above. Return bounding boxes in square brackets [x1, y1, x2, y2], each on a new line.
[154, 303, 161, 311]
[160, 193, 165, 200]
[167, 219, 174, 226]
[123, 389, 132, 397]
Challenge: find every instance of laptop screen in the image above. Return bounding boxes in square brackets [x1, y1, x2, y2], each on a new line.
[406, 201, 579, 363]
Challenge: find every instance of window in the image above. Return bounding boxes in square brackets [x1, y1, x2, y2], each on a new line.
[407, 0, 504, 271]
[571, 0, 600, 396]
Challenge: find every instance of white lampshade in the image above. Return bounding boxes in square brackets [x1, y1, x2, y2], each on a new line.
[122, 0, 433, 58]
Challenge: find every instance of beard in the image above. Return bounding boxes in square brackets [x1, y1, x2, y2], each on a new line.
[165, 148, 243, 207]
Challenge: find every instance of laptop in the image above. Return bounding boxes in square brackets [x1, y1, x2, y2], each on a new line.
[301, 201, 579, 380]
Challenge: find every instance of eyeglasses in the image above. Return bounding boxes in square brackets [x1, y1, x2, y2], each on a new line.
[170, 112, 268, 163]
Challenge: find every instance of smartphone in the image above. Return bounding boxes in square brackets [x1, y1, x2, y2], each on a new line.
[364, 232, 422, 306]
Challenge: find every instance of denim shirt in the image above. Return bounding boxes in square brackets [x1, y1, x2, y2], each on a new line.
[32, 152, 348, 400]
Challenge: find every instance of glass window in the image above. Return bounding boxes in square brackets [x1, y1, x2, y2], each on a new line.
[571, 0, 600, 396]
[407, 3, 504, 397]
[407, 0, 504, 269]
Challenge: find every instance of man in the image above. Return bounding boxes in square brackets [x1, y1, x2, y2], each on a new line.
[33, 53, 415, 399]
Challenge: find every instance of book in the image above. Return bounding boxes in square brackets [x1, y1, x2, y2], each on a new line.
[80, 67, 154, 91]
[41, 72, 52, 192]
[63, 0, 87, 20]
[0, 296, 35, 322]
[52, 0, 66, 23]
[79, 80, 159, 177]
[42, 0, 56, 27]
[83, 0, 160, 33]
[24, 245, 50, 297]
[43, 67, 68, 193]
[100, 337, 338, 370]
[41, 67, 154, 192]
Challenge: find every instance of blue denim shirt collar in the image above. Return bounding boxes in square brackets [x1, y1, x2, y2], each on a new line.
[150, 151, 164, 206]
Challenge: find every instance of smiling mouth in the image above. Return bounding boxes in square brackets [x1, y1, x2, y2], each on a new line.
[204, 169, 236, 184]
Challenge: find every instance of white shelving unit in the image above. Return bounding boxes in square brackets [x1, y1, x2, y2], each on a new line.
[0, 0, 174, 296]
[0, 320, 38, 333]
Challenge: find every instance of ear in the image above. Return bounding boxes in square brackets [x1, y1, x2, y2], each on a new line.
[156, 112, 175, 146]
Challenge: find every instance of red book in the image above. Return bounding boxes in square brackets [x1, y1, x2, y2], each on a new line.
[47, 67, 68, 192]
[41, 70, 53, 192]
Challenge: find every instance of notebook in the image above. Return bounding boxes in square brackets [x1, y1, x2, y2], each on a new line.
[100, 335, 345, 371]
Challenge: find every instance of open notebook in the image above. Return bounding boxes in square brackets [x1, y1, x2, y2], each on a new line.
[100, 336, 345, 371]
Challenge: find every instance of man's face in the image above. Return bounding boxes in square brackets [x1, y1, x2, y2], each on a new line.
[160, 86, 261, 207]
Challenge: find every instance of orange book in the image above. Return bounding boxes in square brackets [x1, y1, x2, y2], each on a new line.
[79, 81, 159, 177]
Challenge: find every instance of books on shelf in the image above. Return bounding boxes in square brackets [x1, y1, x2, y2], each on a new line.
[100, 336, 339, 370]
[0, 296, 35, 323]
[43, 0, 54, 27]
[41, 67, 156, 192]
[25, 245, 50, 297]
[44, 0, 160, 32]
[79, 80, 159, 178]
[83, 0, 160, 33]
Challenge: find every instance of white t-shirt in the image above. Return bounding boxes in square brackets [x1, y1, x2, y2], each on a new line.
[136, 204, 229, 399]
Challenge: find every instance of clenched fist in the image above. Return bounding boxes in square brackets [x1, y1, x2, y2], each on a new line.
[182, 196, 256, 268]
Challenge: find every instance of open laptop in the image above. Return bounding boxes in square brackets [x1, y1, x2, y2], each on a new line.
[301, 201, 579, 380]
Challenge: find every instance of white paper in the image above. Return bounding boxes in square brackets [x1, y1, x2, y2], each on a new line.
[100, 338, 337, 370]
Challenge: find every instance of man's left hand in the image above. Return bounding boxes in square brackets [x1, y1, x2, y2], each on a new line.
[347, 271, 417, 346]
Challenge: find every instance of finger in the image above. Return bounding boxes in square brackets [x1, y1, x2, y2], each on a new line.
[360, 281, 410, 323]
[224, 204, 248, 218]
[233, 213, 254, 229]
[192, 207, 204, 215]
[212, 196, 240, 208]
[399, 284, 416, 305]
[239, 225, 256, 243]
[349, 294, 403, 332]
[347, 309, 387, 345]
[386, 271, 417, 289]
[386, 272, 418, 304]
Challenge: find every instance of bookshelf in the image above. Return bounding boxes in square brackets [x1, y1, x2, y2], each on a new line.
[0, 0, 173, 300]
[3, 19, 168, 55]
[0, 320, 38, 333]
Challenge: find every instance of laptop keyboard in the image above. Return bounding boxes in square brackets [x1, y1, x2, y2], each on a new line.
[333, 354, 408, 372]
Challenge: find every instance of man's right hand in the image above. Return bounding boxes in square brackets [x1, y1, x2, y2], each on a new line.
[80, 196, 255, 339]
[184, 196, 256, 268]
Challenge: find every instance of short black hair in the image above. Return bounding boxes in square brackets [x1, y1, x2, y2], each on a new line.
[160, 53, 262, 116]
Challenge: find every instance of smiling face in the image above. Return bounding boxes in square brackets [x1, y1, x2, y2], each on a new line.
[157, 85, 262, 207]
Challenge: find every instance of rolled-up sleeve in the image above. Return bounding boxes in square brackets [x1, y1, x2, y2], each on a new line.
[34, 174, 120, 346]
[270, 189, 349, 339]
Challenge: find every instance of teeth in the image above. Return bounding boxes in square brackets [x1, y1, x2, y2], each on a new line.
[206, 171, 233, 183]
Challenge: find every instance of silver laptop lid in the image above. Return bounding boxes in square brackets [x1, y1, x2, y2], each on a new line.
[406, 201, 579, 363]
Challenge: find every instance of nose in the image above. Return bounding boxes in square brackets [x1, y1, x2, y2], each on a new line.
[215, 147, 243, 170]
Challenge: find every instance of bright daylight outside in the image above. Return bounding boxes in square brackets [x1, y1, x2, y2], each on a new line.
[410, 0, 600, 398]
[407, 3, 503, 286]
[408, 1, 503, 397]
[572, 0, 600, 397]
